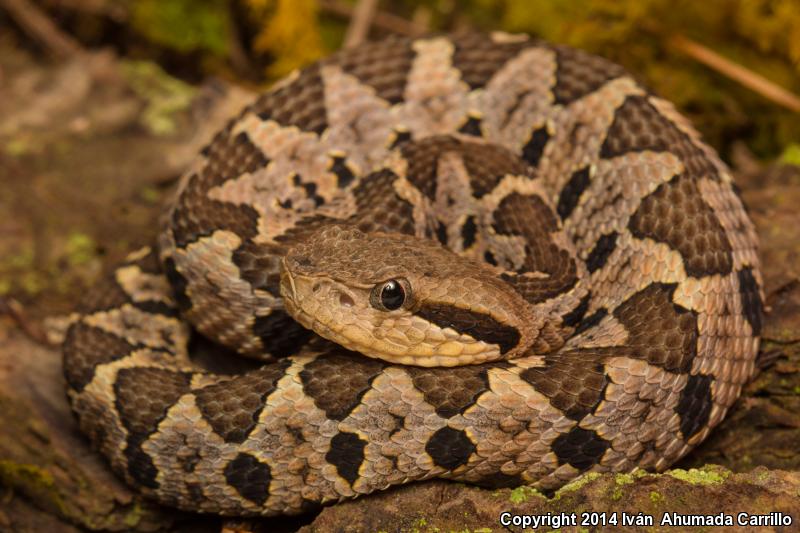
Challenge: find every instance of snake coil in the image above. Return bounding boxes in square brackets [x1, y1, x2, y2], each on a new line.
[63, 33, 763, 516]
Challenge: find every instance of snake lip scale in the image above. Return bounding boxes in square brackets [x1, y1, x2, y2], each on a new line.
[63, 32, 763, 516]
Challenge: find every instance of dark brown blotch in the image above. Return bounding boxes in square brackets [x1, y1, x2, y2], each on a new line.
[293, 174, 326, 207]
[124, 433, 160, 489]
[194, 361, 291, 443]
[556, 166, 591, 220]
[463, 142, 530, 199]
[614, 282, 698, 373]
[628, 175, 733, 278]
[451, 33, 534, 90]
[458, 116, 483, 136]
[574, 308, 608, 334]
[416, 304, 521, 355]
[561, 292, 592, 328]
[168, 128, 269, 248]
[425, 426, 476, 470]
[551, 45, 626, 105]
[350, 169, 416, 236]
[224, 452, 271, 505]
[676, 373, 713, 440]
[461, 216, 477, 249]
[494, 192, 578, 303]
[131, 299, 177, 318]
[253, 63, 328, 134]
[737, 267, 763, 336]
[332, 36, 415, 105]
[77, 277, 130, 314]
[163, 257, 192, 312]
[406, 365, 489, 419]
[521, 126, 550, 168]
[114, 367, 192, 437]
[521, 353, 608, 421]
[585, 232, 618, 273]
[300, 351, 386, 421]
[403, 136, 528, 202]
[63, 322, 141, 392]
[231, 241, 285, 298]
[114, 368, 192, 490]
[170, 175, 261, 249]
[600, 95, 717, 180]
[330, 155, 357, 188]
[252, 310, 314, 358]
[326, 431, 367, 486]
[551, 426, 610, 471]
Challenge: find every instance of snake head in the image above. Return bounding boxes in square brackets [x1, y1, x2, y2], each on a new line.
[280, 225, 542, 366]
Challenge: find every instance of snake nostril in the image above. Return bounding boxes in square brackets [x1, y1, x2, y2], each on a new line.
[338, 292, 354, 308]
[312, 282, 322, 293]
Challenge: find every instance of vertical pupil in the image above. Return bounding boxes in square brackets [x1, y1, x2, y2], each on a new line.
[381, 280, 404, 309]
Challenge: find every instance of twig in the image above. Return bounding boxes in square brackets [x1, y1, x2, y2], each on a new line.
[343, 0, 379, 48]
[0, 297, 53, 346]
[42, 0, 128, 22]
[669, 34, 800, 113]
[320, 0, 425, 37]
[0, 0, 83, 59]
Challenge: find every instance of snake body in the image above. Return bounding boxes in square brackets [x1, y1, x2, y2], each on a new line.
[63, 33, 763, 516]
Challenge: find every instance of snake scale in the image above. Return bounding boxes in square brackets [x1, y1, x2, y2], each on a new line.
[63, 33, 764, 516]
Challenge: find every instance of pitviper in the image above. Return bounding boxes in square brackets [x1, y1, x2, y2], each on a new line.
[63, 33, 763, 516]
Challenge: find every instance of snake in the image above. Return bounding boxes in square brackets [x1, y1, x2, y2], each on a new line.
[62, 33, 764, 516]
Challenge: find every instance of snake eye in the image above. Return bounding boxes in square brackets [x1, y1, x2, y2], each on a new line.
[371, 279, 408, 311]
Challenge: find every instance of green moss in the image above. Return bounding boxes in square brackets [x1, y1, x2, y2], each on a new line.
[508, 485, 546, 503]
[408, 516, 432, 533]
[0, 243, 46, 296]
[615, 472, 636, 485]
[139, 186, 162, 204]
[555, 472, 602, 498]
[666, 466, 729, 485]
[5, 138, 30, 156]
[122, 502, 144, 528]
[130, 0, 230, 55]
[0, 461, 66, 515]
[65, 232, 96, 267]
[121, 61, 196, 136]
[649, 490, 663, 503]
[612, 472, 636, 500]
[782, 144, 800, 166]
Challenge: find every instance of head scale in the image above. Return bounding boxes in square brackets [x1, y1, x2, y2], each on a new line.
[280, 225, 541, 366]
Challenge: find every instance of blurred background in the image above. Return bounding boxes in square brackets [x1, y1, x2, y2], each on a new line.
[3, 0, 800, 155]
[1, 2, 799, 532]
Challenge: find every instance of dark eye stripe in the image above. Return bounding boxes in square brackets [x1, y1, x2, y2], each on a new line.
[415, 304, 521, 354]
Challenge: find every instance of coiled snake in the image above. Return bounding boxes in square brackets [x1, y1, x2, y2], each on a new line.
[63, 33, 763, 516]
